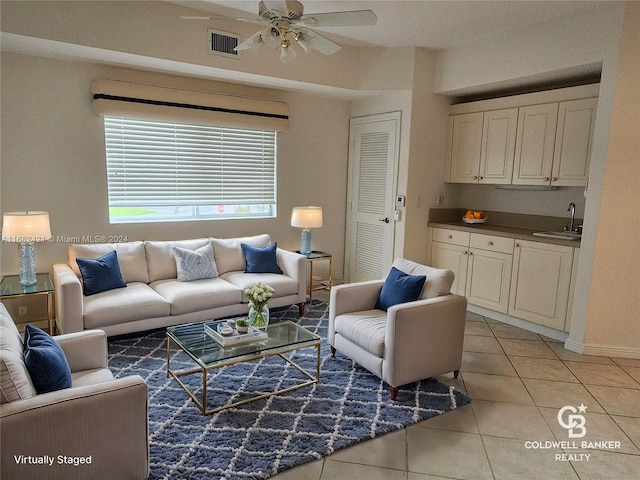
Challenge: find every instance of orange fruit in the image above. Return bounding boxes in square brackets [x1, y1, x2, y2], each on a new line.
[473, 211, 483, 219]
[464, 210, 475, 219]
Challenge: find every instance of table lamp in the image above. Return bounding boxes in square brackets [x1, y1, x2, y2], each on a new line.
[2, 211, 52, 285]
[291, 206, 323, 255]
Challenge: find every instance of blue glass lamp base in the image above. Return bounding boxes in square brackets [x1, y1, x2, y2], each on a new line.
[19, 242, 37, 286]
[300, 229, 312, 255]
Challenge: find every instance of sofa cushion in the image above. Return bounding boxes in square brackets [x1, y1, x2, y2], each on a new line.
[23, 325, 72, 394]
[83, 283, 171, 329]
[0, 305, 37, 403]
[173, 244, 218, 281]
[221, 272, 299, 297]
[392, 258, 454, 299]
[242, 243, 283, 274]
[151, 278, 243, 315]
[77, 250, 127, 296]
[69, 241, 149, 284]
[211, 234, 271, 275]
[333, 310, 387, 358]
[145, 238, 211, 282]
[375, 267, 426, 311]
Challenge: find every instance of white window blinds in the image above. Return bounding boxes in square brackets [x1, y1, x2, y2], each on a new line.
[104, 116, 276, 223]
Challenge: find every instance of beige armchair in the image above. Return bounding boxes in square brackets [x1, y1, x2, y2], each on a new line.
[329, 258, 467, 400]
[0, 303, 149, 479]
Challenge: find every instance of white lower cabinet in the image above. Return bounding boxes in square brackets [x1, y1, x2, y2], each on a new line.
[431, 229, 513, 314]
[431, 228, 577, 331]
[508, 240, 574, 330]
[466, 246, 513, 314]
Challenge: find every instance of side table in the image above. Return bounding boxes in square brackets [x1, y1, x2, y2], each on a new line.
[0, 273, 55, 334]
[295, 251, 332, 302]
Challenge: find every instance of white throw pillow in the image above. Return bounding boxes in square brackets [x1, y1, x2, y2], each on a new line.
[173, 244, 218, 282]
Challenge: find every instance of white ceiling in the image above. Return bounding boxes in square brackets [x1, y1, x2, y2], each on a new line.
[172, 0, 611, 49]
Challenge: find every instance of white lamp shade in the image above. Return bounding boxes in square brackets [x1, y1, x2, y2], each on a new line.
[291, 206, 323, 229]
[2, 211, 52, 242]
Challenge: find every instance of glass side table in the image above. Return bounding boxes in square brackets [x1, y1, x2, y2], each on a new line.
[295, 251, 332, 302]
[0, 273, 55, 334]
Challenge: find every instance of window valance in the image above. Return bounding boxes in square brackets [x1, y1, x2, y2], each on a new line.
[90, 80, 289, 131]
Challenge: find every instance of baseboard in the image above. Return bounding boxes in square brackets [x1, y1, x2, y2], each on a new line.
[564, 339, 640, 359]
[467, 304, 569, 342]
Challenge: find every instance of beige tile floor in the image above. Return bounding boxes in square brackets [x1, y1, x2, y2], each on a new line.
[276, 303, 640, 480]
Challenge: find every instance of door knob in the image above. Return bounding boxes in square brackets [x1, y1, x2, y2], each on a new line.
[379, 217, 390, 223]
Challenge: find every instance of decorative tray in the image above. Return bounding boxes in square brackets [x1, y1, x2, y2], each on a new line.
[462, 217, 487, 224]
[204, 321, 268, 347]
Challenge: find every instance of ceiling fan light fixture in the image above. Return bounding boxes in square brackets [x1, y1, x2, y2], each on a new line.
[279, 43, 297, 62]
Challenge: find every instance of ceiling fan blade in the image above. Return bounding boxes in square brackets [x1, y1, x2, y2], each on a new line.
[309, 32, 341, 55]
[261, 0, 289, 15]
[234, 31, 265, 51]
[180, 15, 263, 24]
[300, 10, 377, 27]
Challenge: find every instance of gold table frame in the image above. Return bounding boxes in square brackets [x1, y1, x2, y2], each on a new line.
[1, 273, 55, 334]
[167, 320, 321, 415]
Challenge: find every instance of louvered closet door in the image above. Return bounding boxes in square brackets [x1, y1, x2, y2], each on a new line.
[346, 113, 400, 282]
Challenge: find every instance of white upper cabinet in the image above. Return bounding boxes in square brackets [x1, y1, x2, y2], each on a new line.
[512, 103, 559, 185]
[552, 98, 598, 186]
[446, 108, 517, 184]
[446, 112, 483, 183]
[480, 108, 518, 184]
[446, 85, 598, 187]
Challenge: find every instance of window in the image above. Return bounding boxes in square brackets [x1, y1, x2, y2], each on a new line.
[104, 117, 277, 224]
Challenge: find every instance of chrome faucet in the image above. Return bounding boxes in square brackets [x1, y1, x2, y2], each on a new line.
[566, 202, 576, 232]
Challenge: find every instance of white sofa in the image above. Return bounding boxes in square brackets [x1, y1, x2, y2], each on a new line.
[53, 234, 307, 336]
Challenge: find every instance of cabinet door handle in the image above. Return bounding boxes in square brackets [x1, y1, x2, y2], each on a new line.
[447, 235, 453, 239]
[544, 177, 550, 181]
[468, 251, 473, 255]
[379, 217, 390, 223]
[473, 176, 478, 180]
[552, 177, 558, 182]
[488, 241, 494, 245]
[479, 176, 484, 180]
[515, 243, 520, 247]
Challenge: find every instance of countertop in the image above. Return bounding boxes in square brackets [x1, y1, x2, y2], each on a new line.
[428, 209, 582, 247]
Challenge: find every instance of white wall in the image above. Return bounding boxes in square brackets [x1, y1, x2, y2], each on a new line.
[433, 5, 624, 95]
[0, 53, 351, 279]
[570, 2, 640, 357]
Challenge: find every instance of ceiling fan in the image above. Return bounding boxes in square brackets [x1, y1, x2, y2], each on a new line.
[182, 0, 377, 61]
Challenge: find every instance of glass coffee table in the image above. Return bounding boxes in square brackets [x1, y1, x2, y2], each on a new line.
[166, 320, 321, 415]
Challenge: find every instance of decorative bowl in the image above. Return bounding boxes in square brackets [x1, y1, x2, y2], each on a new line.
[462, 217, 487, 224]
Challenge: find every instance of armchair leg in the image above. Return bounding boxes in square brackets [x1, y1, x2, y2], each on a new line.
[390, 387, 398, 401]
[298, 302, 305, 316]
[330, 346, 336, 357]
[454, 370, 460, 379]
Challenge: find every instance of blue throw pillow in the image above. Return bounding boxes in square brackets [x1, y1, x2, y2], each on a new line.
[241, 243, 283, 274]
[23, 325, 72, 394]
[375, 267, 427, 311]
[76, 250, 127, 296]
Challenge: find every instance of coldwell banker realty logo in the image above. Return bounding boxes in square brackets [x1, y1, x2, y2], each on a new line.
[524, 404, 622, 462]
[557, 404, 587, 438]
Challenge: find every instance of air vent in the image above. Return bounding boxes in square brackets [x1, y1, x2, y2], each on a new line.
[208, 29, 240, 58]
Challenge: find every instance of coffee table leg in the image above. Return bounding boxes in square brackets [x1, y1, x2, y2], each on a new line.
[202, 368, 207, 415]
[166, 337, 171, 377]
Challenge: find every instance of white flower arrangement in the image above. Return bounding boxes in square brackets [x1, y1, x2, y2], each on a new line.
[245, 283, 275, 310]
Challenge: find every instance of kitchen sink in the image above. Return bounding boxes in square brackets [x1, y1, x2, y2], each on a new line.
[532, 231, 582, 240]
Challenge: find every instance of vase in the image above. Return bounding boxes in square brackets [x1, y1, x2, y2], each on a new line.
[248, 304, 269, 329]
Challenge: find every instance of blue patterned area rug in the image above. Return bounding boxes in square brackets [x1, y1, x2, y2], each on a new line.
[108, 301, 471, 480]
